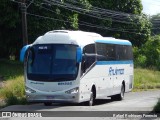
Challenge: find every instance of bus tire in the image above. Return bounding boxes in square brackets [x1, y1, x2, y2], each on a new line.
[89, 91, 93, 106]
[118, 83, 125, 100]
[111, 84, 125, 101]
[89, 88, 95, 106]
[44, 102, 52, 106]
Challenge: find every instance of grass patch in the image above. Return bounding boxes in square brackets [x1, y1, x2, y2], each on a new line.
[0, 59, 26, 107]
[154, 99, 160, 112]
[134, 68, 160, 91]
[0, 76, 27, 107]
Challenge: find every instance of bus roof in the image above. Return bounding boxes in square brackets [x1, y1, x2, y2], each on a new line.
[96, 37, 132, 46]
[33, 30, 102, 47]
[33, 30, 132, 47]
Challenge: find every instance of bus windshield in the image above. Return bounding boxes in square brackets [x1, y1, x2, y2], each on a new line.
[27, 44, 78, 82]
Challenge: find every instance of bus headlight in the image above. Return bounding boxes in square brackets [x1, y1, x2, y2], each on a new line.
[25, 86, 36, 93]
[65, 87, 79, 94]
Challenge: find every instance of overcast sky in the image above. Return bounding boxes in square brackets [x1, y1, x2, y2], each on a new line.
[142, 0, 160, 15]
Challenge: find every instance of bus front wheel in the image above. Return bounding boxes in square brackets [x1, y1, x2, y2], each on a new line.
[89, 89, 95, 106]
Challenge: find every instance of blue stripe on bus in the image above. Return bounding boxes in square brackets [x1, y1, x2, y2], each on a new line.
[96, 61, 133, 65]
[95, 40, 132, 46]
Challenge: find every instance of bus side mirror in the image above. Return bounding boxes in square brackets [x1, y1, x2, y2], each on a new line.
[20, 45, 30, 62]
[76, 47, 82, 63]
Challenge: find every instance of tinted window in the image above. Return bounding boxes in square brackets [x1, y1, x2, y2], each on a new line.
[96, 43, 116, 61]
[116, 45, 133, 60]
[96, 43, 133, 61]
[81, 44, 96, 74]
[27, 44, 79, 82]
[83, 44, 95, 54]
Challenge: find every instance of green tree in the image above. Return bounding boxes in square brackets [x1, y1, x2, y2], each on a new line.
[0, 0, 79, 59]
[134, 35, 160, 70]
[79, 0, 151, 47]
[27, 0, 79, 43]
[0, 0, 152, 59]
[143, 35, 160, 69]
[0, 0, 22, 59]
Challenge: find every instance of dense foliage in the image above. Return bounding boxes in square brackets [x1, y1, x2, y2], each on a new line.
[0, 0, 21, 59]
[134, 35, 160, 70]
[79, 0, 151, 46]
[0, 0, 160, 70]
[0, 0, 79, 59]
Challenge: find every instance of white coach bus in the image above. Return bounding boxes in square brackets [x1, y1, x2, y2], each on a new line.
[20, 30, 133, 106]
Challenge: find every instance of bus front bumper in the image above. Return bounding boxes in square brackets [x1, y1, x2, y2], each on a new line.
[25, 91, 80, 103]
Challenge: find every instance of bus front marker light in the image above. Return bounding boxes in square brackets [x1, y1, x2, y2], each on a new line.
[65, 87, 79, 94]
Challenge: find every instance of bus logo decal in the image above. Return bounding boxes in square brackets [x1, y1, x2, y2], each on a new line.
[109, 67, 124, 76]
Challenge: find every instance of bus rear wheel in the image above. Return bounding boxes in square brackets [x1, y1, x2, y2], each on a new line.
[111, 84, 125, 101]
[44, 102, 52, 106]
[119, 84, 125, 100]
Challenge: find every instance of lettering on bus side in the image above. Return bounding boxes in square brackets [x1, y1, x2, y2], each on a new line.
[109, 67, 124, 76]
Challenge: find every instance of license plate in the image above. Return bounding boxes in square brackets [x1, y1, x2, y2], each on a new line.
[46, 96, 54, 99]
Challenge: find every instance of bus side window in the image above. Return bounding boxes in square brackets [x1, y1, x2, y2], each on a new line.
[96, 43, 116, 61]
[116, 45, 133, 60]
[81, 44, 96, 75]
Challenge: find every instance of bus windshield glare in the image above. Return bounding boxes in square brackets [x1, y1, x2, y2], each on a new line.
[27, 44, 78, 82]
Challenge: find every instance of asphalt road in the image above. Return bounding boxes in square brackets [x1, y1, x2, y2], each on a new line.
[0, 90, 160, 120]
